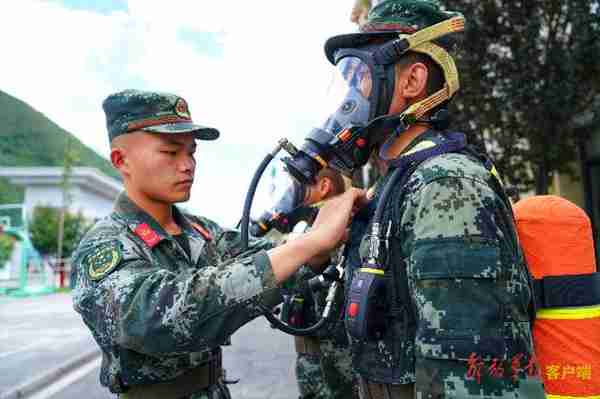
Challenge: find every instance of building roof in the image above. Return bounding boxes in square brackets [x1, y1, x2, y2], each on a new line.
[0, 167, 123, 200]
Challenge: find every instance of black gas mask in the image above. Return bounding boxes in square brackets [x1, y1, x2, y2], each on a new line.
[282, 16, 464, 185]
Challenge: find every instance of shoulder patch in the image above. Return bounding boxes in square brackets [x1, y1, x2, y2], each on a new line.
[86, 242, 122, 281]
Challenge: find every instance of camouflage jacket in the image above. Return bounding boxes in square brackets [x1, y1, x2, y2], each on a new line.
[346, 131, 546, 396]
[72, 193, 280, 393]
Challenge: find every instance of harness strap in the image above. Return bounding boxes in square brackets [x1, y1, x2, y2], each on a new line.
[294, 336, 322, 355]
[534, 272, 600, 308]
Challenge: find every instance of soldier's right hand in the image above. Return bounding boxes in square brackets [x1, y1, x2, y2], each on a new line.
[268, 188, 365, 283]
[311, 188, 366, 253]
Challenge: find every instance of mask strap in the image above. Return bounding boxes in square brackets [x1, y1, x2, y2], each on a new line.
[397, 41, 459, 127]
[405, 16, 465, 49]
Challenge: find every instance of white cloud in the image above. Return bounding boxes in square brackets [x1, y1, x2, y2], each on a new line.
[0, 0, 357, 226]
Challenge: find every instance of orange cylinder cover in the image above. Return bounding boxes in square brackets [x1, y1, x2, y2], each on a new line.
[514, 195, 600, 397]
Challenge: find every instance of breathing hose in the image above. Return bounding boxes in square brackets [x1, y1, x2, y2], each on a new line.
[240, 139, 343, 336]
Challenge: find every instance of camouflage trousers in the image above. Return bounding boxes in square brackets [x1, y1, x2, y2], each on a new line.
[295, 340, 358, 399]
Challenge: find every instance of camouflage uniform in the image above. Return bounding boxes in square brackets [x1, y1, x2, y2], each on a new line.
[290, 265, 358, 399]
[72, 89, 282, 398]
[345, 131, 546, 398]
[72, 193, 282, 397]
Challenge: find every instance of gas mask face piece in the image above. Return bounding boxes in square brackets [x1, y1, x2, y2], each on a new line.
[250, 175, 308, 237]
[282, 16, 464, 185]
[282, 49, 396, 185]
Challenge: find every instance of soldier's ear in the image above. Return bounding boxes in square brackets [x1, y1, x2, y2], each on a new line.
[320, 177, 333, 198]
[403, 62, 429, 100]
[110, 147, 128, 174]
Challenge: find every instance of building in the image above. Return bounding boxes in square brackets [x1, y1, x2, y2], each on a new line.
[0, 167, 123, 223]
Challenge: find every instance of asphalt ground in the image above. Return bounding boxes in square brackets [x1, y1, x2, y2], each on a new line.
[0, 293, 98, 393]
[0, 293, 299, 399]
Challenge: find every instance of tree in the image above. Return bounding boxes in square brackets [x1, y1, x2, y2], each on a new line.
[56, 137, 79, 263]
[0, 233, 15, 269]
[28, 206, 89, 258]
[443, 0, 600, 194]
[0, 177, 24, 204]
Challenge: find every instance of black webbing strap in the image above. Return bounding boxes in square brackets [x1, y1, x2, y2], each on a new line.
[534, 272, 600, 308]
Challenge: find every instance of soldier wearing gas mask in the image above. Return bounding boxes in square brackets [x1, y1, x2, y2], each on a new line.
[251, 169, 358, 399]
[282, 0, 546, 397]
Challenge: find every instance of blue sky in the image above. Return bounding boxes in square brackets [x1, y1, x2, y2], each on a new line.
[0, 0, 356, 226]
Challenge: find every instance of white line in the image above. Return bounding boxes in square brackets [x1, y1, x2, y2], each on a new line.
[28, 356, 102, 399]
[0, 341, 52, 359]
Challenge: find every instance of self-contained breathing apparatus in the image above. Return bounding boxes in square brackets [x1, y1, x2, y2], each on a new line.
[248, 175, 341, 334]
[239, 14, 465, 337]
[249, 177, 317, 238]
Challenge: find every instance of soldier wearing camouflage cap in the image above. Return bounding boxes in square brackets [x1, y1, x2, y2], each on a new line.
[71, 89, 366, 398]
[308, 0, 547, 397]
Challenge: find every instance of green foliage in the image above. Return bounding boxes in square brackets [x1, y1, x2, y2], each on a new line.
[0, 89, 120, 187]
[28, 206, 90, 257]
[0, 234, 15, 269]
[0, 177, 23, 204]
[443, 0, 600, 194]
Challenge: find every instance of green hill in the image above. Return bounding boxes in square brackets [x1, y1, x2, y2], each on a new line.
[0, 90, 120, 204]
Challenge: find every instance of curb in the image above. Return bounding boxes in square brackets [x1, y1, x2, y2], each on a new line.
[0, 348, 101, 399]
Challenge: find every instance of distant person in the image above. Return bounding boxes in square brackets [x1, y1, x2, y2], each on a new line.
[282, 168, 359, 399]
[71, 89, 365, 398]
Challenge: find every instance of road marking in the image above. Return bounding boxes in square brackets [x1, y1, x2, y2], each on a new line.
[28, 356, 101, 399]
[0, 341, 52, 359]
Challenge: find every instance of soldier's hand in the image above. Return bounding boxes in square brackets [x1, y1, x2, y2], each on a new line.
[268, 188, 365, 283]
[311, 188, 366, 253]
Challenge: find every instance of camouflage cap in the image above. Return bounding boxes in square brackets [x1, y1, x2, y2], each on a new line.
[102, 89, 220, 142]
[325, 0, 461, 63]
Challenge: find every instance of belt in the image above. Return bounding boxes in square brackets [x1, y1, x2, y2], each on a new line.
[295, 336, 321, 355]
[358, 379, 415, 399]
[120, 349, 222, 399]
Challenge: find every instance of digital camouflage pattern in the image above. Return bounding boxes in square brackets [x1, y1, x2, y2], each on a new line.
[72, 193, 282, 397]
[281, 231, 358, 398]
[362, 0, 460, 32]
[102, 89, 219, 141]
[291, 266, 358, 399]
[326, 0, 462, 63]
[346, 131, 546, 398]
[296, 352, 334, 399]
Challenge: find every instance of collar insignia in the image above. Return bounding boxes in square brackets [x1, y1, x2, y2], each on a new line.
[134, 223, 161, 248]
[190, 222, 213, 241]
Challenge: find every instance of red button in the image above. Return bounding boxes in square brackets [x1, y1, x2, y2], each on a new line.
[356, 138, 367, 147]
[348, 302, 359, 318]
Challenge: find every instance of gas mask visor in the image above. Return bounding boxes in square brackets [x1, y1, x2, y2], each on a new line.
[282, 55, 381, 184]
[321, 56, 373, 135]
[249, 173, 308, 237]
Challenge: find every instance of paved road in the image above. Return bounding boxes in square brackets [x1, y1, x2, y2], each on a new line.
[0, 293, 97, 391]
[1, 293, 300, 399]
